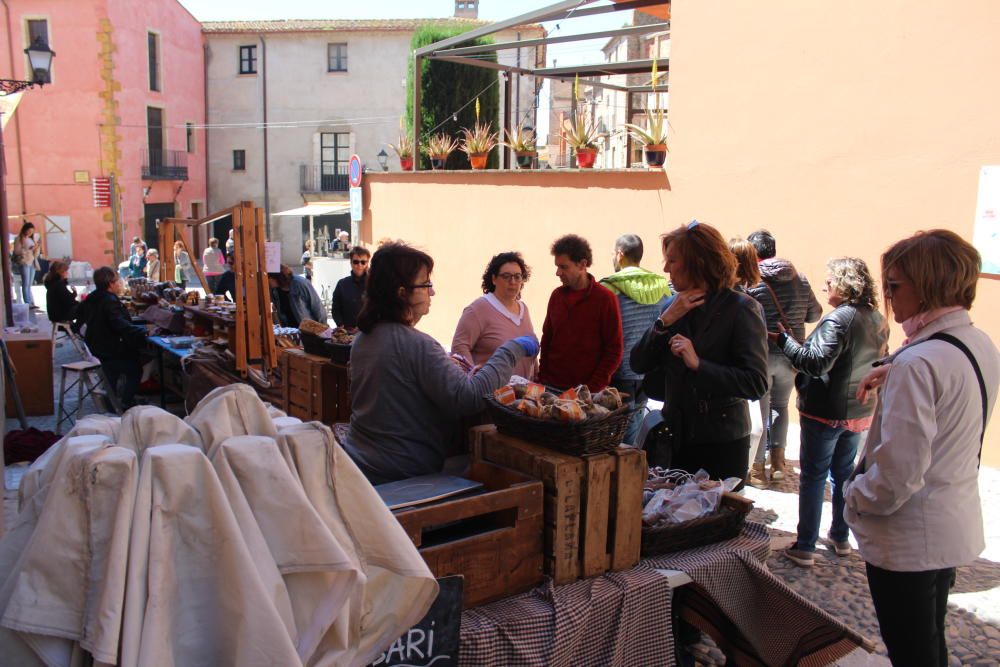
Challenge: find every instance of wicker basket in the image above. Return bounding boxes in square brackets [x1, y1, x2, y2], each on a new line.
[640, 492, 753, 556]
[484, 396, 636, 456]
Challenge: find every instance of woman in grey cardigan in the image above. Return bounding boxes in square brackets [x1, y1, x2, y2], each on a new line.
[343, 242, 537, 484]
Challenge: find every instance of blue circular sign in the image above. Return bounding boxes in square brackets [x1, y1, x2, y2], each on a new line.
[349, 154, 362, 187]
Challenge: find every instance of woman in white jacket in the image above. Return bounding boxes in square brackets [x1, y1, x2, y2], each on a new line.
[846, 230, 1000, 667]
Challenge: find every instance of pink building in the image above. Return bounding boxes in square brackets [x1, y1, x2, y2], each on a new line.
[1, 0, 206, 268]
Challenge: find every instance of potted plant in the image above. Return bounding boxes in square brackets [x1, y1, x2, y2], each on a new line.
[561, 111, 602, 168]
[389, 134, 414, 171]
[425, 133, 458, 170]
[623, 107, 668, 168]
[502, 121, 537, 169]
[459, 121, 498, 170]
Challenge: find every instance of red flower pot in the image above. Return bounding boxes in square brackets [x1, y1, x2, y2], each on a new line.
[399, 156, 414, 171]
[469, 153, 488, 170]
[575, 148, 597, 169]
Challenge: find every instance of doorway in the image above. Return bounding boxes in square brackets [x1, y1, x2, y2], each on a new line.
[143, 202, 175, 251]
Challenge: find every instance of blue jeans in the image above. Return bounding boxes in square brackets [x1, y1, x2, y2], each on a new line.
[18, 264, 35, 306]
[794, 417, 862, 552]
[612, 378, 646, 446]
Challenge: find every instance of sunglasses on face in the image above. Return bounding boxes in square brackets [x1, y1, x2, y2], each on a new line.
[352, 259, 368, 266]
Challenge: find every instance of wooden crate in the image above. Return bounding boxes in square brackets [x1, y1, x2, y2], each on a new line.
[392, 461, 544, 609]
[280, 349, 351, 423]
[4, 333, 53, 416]
[471, 425, 646, 584]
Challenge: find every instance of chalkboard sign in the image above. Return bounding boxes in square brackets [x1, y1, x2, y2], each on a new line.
[370, 576, 463, 667]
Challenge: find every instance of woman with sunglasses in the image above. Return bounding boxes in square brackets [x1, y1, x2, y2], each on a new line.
[451, 251, 538, 379]
[331, 246, 370, 328]
[343, 241, 537, 484]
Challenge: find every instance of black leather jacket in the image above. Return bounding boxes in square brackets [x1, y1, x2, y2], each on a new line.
[76, 289, 147, 361]
[780, 303, 888, 420]
[632, 288, 769, 445]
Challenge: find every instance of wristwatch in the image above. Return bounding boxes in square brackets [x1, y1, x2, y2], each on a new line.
[777, 331, 788, 347]
[653, 318, 667, 333]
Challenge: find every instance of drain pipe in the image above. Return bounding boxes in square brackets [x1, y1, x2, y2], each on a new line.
[259, 34, 270, 237]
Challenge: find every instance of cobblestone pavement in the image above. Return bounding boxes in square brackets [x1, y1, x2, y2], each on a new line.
[685, 428, 1000, 666]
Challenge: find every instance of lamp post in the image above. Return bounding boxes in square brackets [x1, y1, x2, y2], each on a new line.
[376, 149, 389, 172]
[1, 37, 55, 324]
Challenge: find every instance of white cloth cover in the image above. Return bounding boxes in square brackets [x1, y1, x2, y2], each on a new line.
[276, 423, 438, 667]
[116, 406, 203, 456]
[0, 440, 136, 667]
[273, 416, 304, 430]
[120, 445, 302, 667]
[185, 383, 278, 457]
[211, 436, 361, 662]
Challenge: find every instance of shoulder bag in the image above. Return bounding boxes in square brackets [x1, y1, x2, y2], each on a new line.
[762, 280, 801, 343]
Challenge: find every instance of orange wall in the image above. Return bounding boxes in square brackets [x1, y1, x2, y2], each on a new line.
[361, 1, 1000, 466]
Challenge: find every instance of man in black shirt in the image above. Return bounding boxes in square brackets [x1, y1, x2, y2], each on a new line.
[331, 247, 369, 328]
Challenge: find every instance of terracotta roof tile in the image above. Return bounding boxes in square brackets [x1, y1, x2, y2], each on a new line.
[201, 18, 543, 34]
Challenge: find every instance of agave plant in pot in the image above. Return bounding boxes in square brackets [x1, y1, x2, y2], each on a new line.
[623, 107, 668, 168]
[389, 133, 415, 171]
[502, 121, 537, 169]
[425, 133, 458, 170]
[562, 111, 602, 168]
[460, 121, 499, 170]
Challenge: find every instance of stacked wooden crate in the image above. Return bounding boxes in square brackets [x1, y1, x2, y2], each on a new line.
[280, 349, 351, 423]
[471, 425, 646, 585]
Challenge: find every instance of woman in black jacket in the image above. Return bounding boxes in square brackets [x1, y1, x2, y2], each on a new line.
[632, 222, 769, 484]
[776, 257, 888, 568]
[43, 260, 79, 323]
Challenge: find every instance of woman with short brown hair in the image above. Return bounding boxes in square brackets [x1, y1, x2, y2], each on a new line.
[845, 230, 999, 666]
[631, 221, 768, 484]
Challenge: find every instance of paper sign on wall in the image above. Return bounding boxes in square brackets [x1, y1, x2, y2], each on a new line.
[264, 242, 281, 273]
[974, 166, 1000, 275]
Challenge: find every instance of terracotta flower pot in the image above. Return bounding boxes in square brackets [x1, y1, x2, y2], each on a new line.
[644, 144, 667, 168]
[515, 151, 537, 169]
[430, 155, 448, 170]
[469, 153, 489, 170]
[575, 148, 597, 169]
[399, 156, 414, 171]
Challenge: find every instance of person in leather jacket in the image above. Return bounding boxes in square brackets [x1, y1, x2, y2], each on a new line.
[631, 221, 768, 485]
[774, 257, 888, 568]
[75, 266, 148, 408]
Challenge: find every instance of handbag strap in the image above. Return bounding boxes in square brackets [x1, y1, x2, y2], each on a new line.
[761, 280, 799, 343]
[927, 332, 989, 466]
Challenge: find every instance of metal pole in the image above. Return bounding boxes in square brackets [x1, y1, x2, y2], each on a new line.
[413, 54, 422, 172]
[503, 72, 512, 169]
[0, 114, 13, 325]
[625, 91, 633, 169]
[110, 173, 122, 265]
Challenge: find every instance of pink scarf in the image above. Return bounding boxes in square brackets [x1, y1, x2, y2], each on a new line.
[900, 306, 964, 345]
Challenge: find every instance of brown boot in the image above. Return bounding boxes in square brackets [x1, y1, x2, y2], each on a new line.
[748, 462, 769, 489]
[770, 447, 786, 480]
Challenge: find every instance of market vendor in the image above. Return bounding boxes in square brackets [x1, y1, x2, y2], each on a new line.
[75, 266, 149, 408]
[341, 241, 538, 484]
[267, 264, 326, 327]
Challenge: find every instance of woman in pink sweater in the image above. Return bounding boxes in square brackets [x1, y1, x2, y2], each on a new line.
[452, 252, 538, 379]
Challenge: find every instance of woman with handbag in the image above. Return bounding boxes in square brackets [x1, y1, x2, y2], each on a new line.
[774, 257, 888, 568]
[844, 231, 999, 666]
[12, 222, 42, 309]
[631, 221, 768, 484]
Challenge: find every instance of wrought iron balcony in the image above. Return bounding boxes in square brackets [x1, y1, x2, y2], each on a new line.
[142, 149, 188, 180]
[300, 164, 349, 194]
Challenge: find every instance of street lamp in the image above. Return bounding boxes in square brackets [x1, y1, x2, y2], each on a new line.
[376, 149, 389, 172]
[1, 37, 56, 95]
[1, 37, 55, 324]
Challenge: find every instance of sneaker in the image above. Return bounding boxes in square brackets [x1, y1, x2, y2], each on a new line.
[828, 534, 851, 556]
[784, 545, 815, 567]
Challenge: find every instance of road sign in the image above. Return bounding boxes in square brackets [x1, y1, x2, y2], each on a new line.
[350, 186, 362, 222]
[349, 154, 363, 188]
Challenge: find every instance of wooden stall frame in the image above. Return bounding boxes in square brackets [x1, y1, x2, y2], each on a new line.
[160, 201, 278, 379]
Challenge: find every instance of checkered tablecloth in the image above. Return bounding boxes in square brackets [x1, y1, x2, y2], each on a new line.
[459, 521, 869, 666]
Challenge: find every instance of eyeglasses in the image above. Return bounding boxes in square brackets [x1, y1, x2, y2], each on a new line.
[351, 259, 368, 266]
[408, 282, 434, 290]
[497, 272, 524, 283]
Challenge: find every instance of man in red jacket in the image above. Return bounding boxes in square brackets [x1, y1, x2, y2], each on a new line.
[539, 234, 623, 391]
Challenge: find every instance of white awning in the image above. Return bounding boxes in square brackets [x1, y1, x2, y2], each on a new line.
[272, 202, 350, 217]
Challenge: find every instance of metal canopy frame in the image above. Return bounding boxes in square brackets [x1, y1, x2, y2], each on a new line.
[412, 0, 670, 169]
